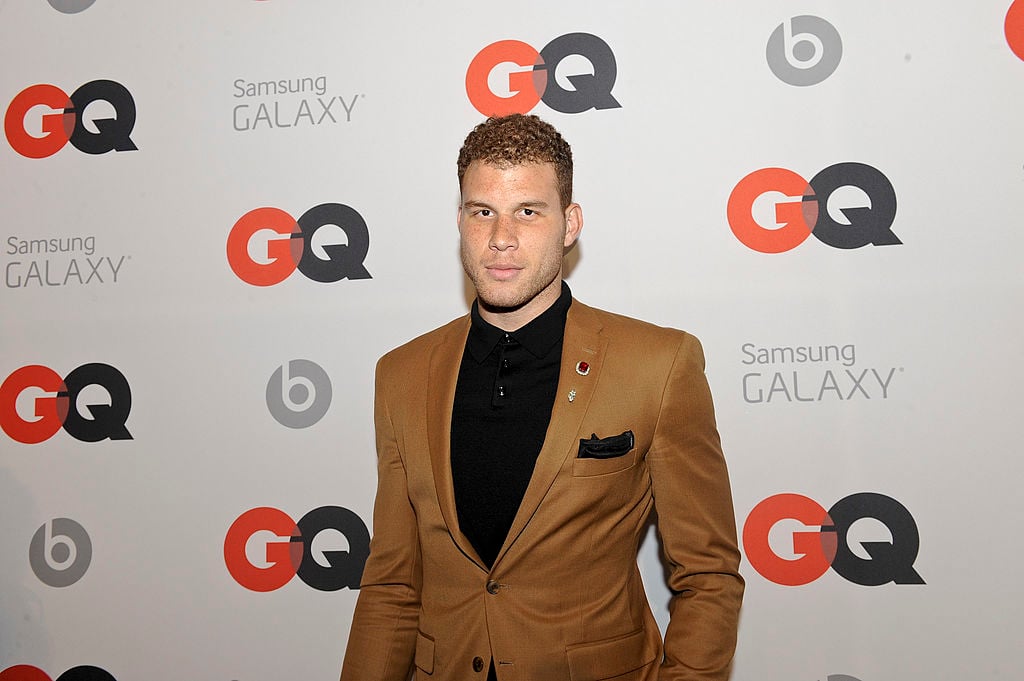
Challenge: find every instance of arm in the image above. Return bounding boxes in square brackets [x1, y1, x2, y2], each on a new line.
[647, 334, 744, 681]
[340, 358, 421, 681]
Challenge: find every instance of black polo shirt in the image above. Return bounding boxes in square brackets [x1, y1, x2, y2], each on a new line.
[450, 282, 572, 569]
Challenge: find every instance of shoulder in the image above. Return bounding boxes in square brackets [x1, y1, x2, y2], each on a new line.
[570, 299, 701, 353]
[377, 314, 470, 371]
[571, 300, 713, 395]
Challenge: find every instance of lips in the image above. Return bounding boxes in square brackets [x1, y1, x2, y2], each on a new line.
[485, 265, 523, 281]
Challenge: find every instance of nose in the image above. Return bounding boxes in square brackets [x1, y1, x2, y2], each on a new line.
[488, 214, 518, 251]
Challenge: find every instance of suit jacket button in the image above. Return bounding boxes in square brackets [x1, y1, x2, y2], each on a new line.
[472, 656, 485, 672]
[486, 579, 500, 595]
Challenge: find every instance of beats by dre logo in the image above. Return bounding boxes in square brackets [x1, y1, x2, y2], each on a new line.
[46, 0, 97, 13]
[227, 203, 372, 286]
[766, 15, 843, 86]
[29, 518, 92, 587]
[224, 506, 370, 592]
[267, 360, 332, 429]
[0, 364, 132, 444]
[466, 33, 620, 116]
[5, 80, 137, 158]
[743, 492, 925, 586]
[0, 666, 115, 681]
[727, 163, 900, 253]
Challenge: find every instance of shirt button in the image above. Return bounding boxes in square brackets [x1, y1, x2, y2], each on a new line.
[501, 358, 510, 369]
[472, 656, 485, 672]
[497, 385, 506, 397]
[486, 579, 500, 595]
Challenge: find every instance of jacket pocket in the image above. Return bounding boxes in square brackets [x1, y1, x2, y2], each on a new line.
[578, 430, 634, 459]
[565, 627, 658, 681]
[571, 448, 637, 477]
[414, 630, 435, 674]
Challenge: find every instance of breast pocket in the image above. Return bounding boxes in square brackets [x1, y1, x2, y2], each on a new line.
[571, 447, 638, 477]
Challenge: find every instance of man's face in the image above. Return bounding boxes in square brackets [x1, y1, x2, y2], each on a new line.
[458, 161, 582, 329]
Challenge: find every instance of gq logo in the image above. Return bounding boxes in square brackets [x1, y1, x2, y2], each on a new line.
[767, 16, 842, 86]
[29, 518, 92, 587]
[267, 359, 332, 429]
[727, 163, 900, 253]
[227, 203, 372, 286]
[1008, 1, 1024, 61]
[46, 0, 97, 13]
[0, 666, 115, 681]
[743, 492, 925, 586]
[5, 80, 137, 159]
[466, 33, 620, 116]
[0, 364, 132, 444]
[224, 506, 370, 592]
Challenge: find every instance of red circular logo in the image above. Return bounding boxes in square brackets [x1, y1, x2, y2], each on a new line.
[1007, 1, 1024, 61]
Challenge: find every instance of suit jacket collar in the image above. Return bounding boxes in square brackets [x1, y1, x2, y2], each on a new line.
[425, 299, 608, 572]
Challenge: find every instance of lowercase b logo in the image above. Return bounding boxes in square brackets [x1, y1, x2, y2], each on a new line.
[727, 163, 900, 253]
[466, 33, 620, 116]
[743, 492, 925, 586]
[227, 203, 371, 286]
[224, 506, 370, 592]
[47, 0, 97, 13]
[767, 16, 843, 86]
[29, 518, 92, 587]
[267, 360, 332, 429]
[0, 364, 132, 444]
[5, 81, 137, 159]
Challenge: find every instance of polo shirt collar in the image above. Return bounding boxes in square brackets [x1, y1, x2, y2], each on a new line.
[466, 282, 572, 363]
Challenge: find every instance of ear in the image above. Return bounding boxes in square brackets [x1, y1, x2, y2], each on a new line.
[563, 203, 583, 247]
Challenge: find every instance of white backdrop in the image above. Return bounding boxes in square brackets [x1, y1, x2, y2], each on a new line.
[2, 2, 1022, 680]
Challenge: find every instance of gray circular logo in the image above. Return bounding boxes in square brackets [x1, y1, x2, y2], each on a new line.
[29, 518, 92, 587]
[47, 0, 97, 13]
[766, 15, 843, 86]
[266, 359, 332, 429]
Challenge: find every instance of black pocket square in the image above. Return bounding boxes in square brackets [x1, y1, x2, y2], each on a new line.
[578, 430, 635, 459]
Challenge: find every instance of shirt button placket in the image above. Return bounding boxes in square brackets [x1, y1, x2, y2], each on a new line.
[492, 337, 514, 405]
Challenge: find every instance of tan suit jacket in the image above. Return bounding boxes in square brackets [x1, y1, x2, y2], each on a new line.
[341, 300, 743, 681]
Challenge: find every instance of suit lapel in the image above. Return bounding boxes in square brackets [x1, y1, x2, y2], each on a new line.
[493, 301, 607, 568]
[425, 315, 487, 568]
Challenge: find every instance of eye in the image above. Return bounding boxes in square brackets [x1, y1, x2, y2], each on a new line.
[477, 209, 492, 217]
[522, 208, 535, 216]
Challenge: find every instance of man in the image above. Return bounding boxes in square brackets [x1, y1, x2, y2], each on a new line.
[341, 114, 743, 681]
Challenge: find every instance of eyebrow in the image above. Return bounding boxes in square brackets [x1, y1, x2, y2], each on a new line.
[461, 200, 551, 210]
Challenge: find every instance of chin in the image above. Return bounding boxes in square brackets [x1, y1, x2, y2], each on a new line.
[477, 288, 529, 311]
[479, 296, 526, 311]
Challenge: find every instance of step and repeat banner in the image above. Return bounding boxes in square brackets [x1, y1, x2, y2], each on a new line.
[2, 2, 1022, 680]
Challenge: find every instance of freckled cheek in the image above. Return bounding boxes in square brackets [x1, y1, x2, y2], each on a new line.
[461, 234, 491, 263]
[459, 228, 485, 248]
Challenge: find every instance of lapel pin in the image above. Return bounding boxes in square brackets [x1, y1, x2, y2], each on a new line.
[568, 389, 576, 402]
[575, 361, 590, 376]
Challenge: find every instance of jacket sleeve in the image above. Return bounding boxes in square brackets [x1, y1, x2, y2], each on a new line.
[647, 333, 744, 681]
[340, 356, 421, 681]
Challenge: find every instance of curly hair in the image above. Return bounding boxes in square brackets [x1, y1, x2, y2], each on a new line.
[457, 114, 573, 210]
